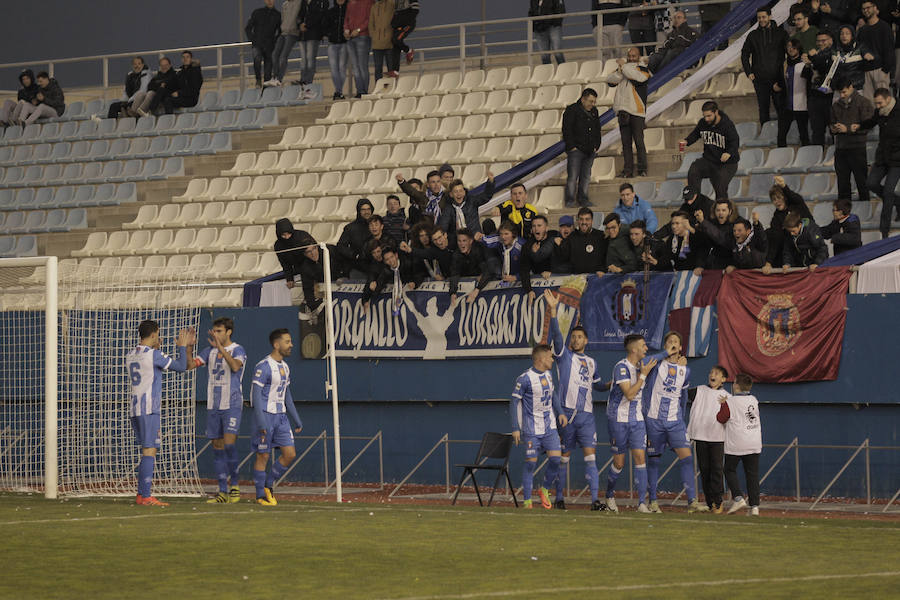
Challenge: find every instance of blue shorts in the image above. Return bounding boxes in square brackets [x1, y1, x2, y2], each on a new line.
[206, 405, 243, 440]
[523, 430, 561, 459]
[251, 412, 294, 453]
[607, 419, 646, 454]
[645, 418, 690, 455]
[131, 414, 161, 450]
[559, 411, 598, 453]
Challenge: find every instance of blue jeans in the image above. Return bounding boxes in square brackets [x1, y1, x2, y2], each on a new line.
[565, 149, 594, 206]
[272, 34, 299, 81]
[328, 43, 349, 96]
[534, 26, 565, 65]
[868, 164, 900, 238]
[299, 39, 321, 84]
[347, 35, 371, 95]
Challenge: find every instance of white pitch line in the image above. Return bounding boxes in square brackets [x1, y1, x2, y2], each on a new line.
[379, 571, 900, 600]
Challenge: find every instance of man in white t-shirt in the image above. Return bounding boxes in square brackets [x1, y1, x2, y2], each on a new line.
[687, 365, 729, 514]
[717, 373, 762, 516]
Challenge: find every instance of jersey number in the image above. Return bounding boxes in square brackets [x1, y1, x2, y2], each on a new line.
[129, 363, 141, 387]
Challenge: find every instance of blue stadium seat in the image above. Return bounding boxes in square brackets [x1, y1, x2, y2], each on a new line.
[812, 201, 834, 227]
[12, 234, 37, 256]
[39, 164, 63, 185]
[83, 99, 105, 119]
[18, 123, 42, 144]
[208, 132, 232, 153]
[735, 148, 764, 176]
[666, 151, 701, 179]
[189, 91, 220, 113]
[110, 137, 132, 157]
[14, 189, 37, 210]
[71, 184, 96, 207]
[249, 86, 280, 108]
[212, 109, 238, 130]
[751, 203, 776, 227]
[3, 125, 23, 143]
[126, 137, 151, 158]
[86, 139, 111, 161]
[139, 158, 164, 180]
[41, 208, 67, 232]
[93, 160, 123, 183]
[110, 159, 143, 182]
[146, 136, 171, 158]
[190, 111, 217, 132]
[782, 145, 824, 174]
[2, 166, 25, 187]
[632, 181, 656, 202]
[134, 115, 156, 135]
[219, 89, 240, 108]
[74, 119, 99, 140]
[179, 133, 210, 155]
[0, 236, 16, 256]
[115, 182, 137, 203]
[798, 173, 830, 198]
[0, 146, 12, 165]
[254, 107, 279, 128]
[750, 147, 794, 175]
[11, 145, 33, 164]
[0, 189, 13, 209]
[40, 122, 60, 141]
[113, 117, 137, 137]
[53, 186, 75, 207]
[155, 113, 178, 134]
[229, 89, 261, 109]
[57, 101, 85, 121]
[167, 134, 191, 154]
[57, 120, 78, 140]
[93, 183, 119, 206]
[172, 113, 196, 132]
[3, 211, 25, 232]
[51, 162, 82, 185]
[275, 85, 302, 106]
[744, 121, 777, 147]
[96, 118, 117, 137]
[732, 174, 772, 203]
[67, 140, 91, 162]
[156, 157, 184, 179]
[21, 210, 47, 233]
[31, 143, 53, 164]
[654, 179, 685, 206]
[61, 207, 88, 230]
[47, 141, 71, 163]
[234, 108, 258, 130]
[861, 201, 880, 229]
[34, 187, 55, 208]
[80, 162, 104, 183]
[735, 121, 758, 144]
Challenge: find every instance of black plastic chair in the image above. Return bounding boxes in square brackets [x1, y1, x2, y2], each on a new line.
[451, 432, 517, 507]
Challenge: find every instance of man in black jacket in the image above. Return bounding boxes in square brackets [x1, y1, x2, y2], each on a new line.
[559, 207, 607, 275]
[436, 175, 495, 242]
[449, 229, 494, 303]
[107, 58, 150, 118]
[362, 244, 421, 308]
[300, 240, 347, 310]
[726, 217, 768, 272]
[741, 7, 789, 125]
[857, 1, 894, 99]
[400, 228, 453, 279]
[163, 51, 204, 114]
[864, 88, 900, 238]
[694, 198, 735, 270]
[20, 72, 65, 125]
[520, 215, 563, 299]
[337, 198, 375, 278]
[777, 212, 829, 271]
[246, 0, 282, 87]
[806, 30, 836, 147]
[656, 211, 704, 272]
[678, 101, 741, 202]
[128, 57, 178, 117]
[396, 170, 447, 226]
[529, 0, 566, 65]
[831, 78, 874, 205]
[562, 88, 602, 208]
[629, 219, 669, 271]
[763, 176, 813, 269]
[820, 199, 863, 254]
[273, 218, 314, 289]
[648, 10, 697, 72]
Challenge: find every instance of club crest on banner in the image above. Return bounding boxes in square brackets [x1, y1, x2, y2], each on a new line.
[612, 278, 645, 326]
[755, 293, 802, 357]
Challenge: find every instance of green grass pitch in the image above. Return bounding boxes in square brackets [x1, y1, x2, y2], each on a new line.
[1, 495, 898, 600]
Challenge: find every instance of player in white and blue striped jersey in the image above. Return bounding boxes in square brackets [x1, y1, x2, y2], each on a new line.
[543, 289, 609, 511]
[126, 319, 195, 507]
[642, 331, 709, 513]
[251, 328, 303, 506]
[510, 344, 566, 509]
[190, 317, 247, 504]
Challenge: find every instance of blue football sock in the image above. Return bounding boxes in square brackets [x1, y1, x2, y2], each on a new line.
[679, 456, 696, 501]
[224, 444, 239, 487]
[542, 455, 561, 491]
[523, 460, 536, 501]
[635, 464, 648, 505]
[606, 464, 622, 499]
[213, 448, 228, 493]
[585, 454, 599, 503]
[138, 455, 155, 498]
[267, 459, 289, 490]
[555, 457, 569, 501]
[647, 455, 661, 502]
[253, 469, 267, 499]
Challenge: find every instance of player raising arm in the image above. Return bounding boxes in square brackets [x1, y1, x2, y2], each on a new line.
[189, 317, 247, 504]
[127, 320, 196, 507]
[511, 344, 567, 509]
[251, 328, 303, 506]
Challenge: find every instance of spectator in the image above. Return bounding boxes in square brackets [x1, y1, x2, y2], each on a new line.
[362, 244, 421, 308]
[809, 0, 857, 33]
[404, 221, 436, 280]
[436, 174, 496, 242]
[336, 198, 375, 278]
[106, 58, 150, 119]
[382, 194, 407, 244]
[857, 1, 895, 99]
[833, 25, 868, 91]
[557, 214, 574, 239]
[344, 0, 375, 97]
[603, 213, 638, 273]
[363, 238, 386, 285]
[403, 178, 426, 224]
[529, 0, 566, 65]
[592, 0, 628, 61]
[560, 207, 607, 275]
[686, 365, 729, 513]
[699, 1, 730, 50]
[449, 229, 494, 302]
[806, 30, 836, 147]
[367, 214, 390, 247]
[629, 219, 669, 271]
[562, 88, 603, 208]
[693, 198, 737, 270]
[325, 0, 350, 99]
[678, 185, 715, 227]
[658, 210, 703, 272]
[18, 72, 65, 125]
[726, 217, 768, 272]
[401, 227, 453, 279]
[679, 101, 740, 202]
[246, 0, 282, 88]
[627, 0, 659, 56]
[163, 51, 203, 114]
[820, 199, 863, 253]
[482, 221, 525, 284]
[608, 47, 650, 178]
[499, 182, 539, 238]
[520, 215, 563, 299]
[0, 69, 39, 126]
[300, 238, 347, 310]
[396, 170, 446, 225]
[718, 374, 762, 516]
[741, 7, 789, 125]
[270, 0, 303, 87]
[390, 0, 419, 69]
[299, 0, 329, 86]
[438, 163, 455, 190]
[274, 218, 314, 289]
[648, 10, 697, 72]
[779, 212, 828, 271]
[831, 78, 873, 204]
[775, 39, 811, 147]
[613, 182, 658, 233]
[863, 88, 900, 238]
[128, 57, 177, 117]
[763, 175, 813, 270]
[791, 9, 819, 52]
[370, 0, 396, 82]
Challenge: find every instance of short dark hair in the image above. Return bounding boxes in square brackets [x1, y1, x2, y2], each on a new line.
[701, 100, 718, 113]
[874, 87, 893, 99]
[448, 178, 466, 192]
[581, 87, 598, 99]
[793, 9, 808, 18]
[783, 212, 803, 229]
[365, 238, 383, 255]
[182, 50, 193, 57]
[498, 220, 518, 235]
[36, 71, 50, 80]
[368, 214, 384, 224]
[756, 6, 771, 14]
[733, 216, 752, 230]
[138, 319, 159, 340]
[408, 177, 423, 187]
[816, 30, 834, 40]
[623, 334, 644, 351]
[381, 245, 398, 257]
[711, 364, 729, 379]
[619, 182, 634, 193]
[735, 373, 753, 390]
[532, 343, 553, 359]
[835, 77, 854, 91]
[426, 170, 441, 181]
[571, 325, 587, 337]
[212, 316, 234, 333]
[510, 182, 526, 193]
[532, 214, 548, 225]
[603, 212, 621, 226]
[439, 164, 455, 176]
[787, 39, 803, 52]
[134, 56, 145, 66]
[159, 57, 171, 65]
[386, 194, 400, 203]
[269, 328, 289, 347]
[833, 199, 852, 215]
[629, 219, 646, 231]
[664, 330, 683, 346]
[456, 227, 474, 240]
[577, 207, 593, 218]
[671, 210, 691, 220]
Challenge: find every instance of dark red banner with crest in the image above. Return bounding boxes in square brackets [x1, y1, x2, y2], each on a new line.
[717, 268, 853, 383]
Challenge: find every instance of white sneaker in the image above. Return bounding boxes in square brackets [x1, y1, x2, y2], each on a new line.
[605, 497, 618, 513]
[637, 502, 651, 513]
[90, 114, 102, 124]
[750, 506, 759, 516]
[727, 497, 748, 514]
[262, 78, 280, 87]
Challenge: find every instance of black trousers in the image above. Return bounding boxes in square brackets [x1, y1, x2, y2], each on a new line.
[162, 95, 198, 115]
[695, 440, 725, 507]
[752, 78, 781, 125]
[724, 453, 760, 507]
[253, 46, 275, 83]
[618, 111, 646, 174]
[688, 157, 738, 200]
[808, 93, 832, 146]
[777, 110, 809, 147]
[835, 147, 870, 202]
[630, 28, 655, 55]
[107, 100, 131, 118]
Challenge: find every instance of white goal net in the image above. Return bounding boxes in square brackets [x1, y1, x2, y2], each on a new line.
[0, 258, 204, 497]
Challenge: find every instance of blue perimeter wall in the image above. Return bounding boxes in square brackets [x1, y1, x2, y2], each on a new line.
[195, 295, 899, 498]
